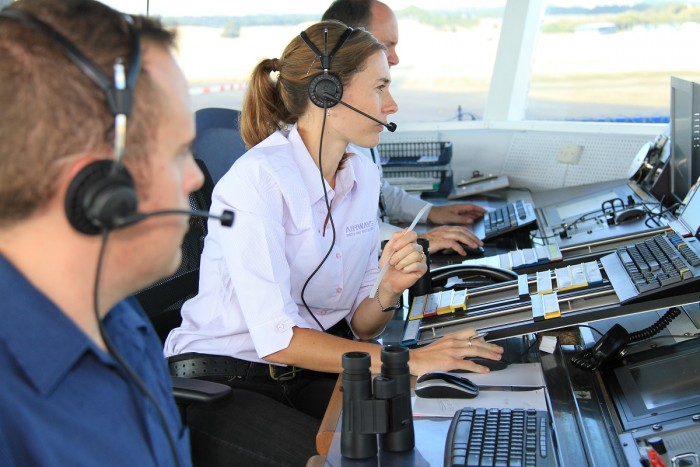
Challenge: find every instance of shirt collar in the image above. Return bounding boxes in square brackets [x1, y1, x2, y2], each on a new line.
[288, 124, 358, 204]
[0, 254, 147, 395]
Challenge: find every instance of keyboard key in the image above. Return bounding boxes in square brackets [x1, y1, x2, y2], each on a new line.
[510, 250, 525, 269]
[570, 264, 588, 288]
[445, 407, 550, 467]
[542, 292, 561, 319]
[423, 293, 439, 318]
[451, 289, 468, 311]
[483, 200, 536, 239]
[535, 246, 549, 262]
[603, 231, 700, 303]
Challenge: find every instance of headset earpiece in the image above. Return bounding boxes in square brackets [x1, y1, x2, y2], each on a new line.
[65, 160, 137, 235]
[300, 26, 354, 109]
[308, 72, 343, 108]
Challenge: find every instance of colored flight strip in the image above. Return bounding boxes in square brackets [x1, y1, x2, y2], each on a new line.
[402, 260, 606, 343]
[408, 289, 468, 320]
[530, 260, 604, 321]
[402, 289, 469, 345]
[531, 291, 561, 321]
[498, 243, 563, 271]
[460, 243, 563, 271]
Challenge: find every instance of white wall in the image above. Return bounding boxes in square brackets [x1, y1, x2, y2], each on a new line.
[380, 120, 665, 192]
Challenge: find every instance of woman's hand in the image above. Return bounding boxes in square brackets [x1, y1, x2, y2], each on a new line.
[427, 203, 486, 226]
[408, 328, 504, 376]
[419, 225, 482, 254]
[379, 229, 428, 294]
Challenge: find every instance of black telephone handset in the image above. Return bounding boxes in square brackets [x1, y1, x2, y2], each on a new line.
[430, 264, 518, 290]
[571, 324, 630, 371]
[571, 307, 681, 372]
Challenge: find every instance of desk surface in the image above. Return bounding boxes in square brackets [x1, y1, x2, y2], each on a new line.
[310, 307, 700, 466]
[312, 337, 539, 465]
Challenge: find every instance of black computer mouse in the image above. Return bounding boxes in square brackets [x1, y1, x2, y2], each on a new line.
[440, 243, 485, 256]
[453, 357, 510, 373]
[415, 372, 479, 399]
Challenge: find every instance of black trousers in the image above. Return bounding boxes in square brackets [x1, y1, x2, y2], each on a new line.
[168, 353, 338, 466]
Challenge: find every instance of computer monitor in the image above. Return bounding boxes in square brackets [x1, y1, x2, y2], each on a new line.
[677, 176, 700, 236]
[669, 76, 700, 205]
[603, 337, 700, 431]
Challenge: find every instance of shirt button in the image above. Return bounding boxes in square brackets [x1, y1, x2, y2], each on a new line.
[336, 287, 342, 294]
[336, 252, 342, 259]
[276, 323, 285, 332]
[319, 310, 327, 316]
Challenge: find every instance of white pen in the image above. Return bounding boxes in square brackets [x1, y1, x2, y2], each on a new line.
[369, 204, 431, 298]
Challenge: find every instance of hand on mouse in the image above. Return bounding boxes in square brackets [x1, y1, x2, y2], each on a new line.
[418, 225, 482, 255]
[408, 328, 504, 376]
[427, 204, 486, 226]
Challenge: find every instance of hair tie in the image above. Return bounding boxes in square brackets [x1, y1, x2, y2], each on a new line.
[270, 58, 280, 72]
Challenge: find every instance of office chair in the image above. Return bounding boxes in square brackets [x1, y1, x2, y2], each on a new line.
[137, 110, 246, 409]
[141, 108, 244, 337]
[135, 159, 214, 343]
[134, 160, 231, 408]
[193, 107, 247, 184]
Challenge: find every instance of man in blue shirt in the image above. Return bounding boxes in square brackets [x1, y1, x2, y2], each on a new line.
[0, 1, 204, 465]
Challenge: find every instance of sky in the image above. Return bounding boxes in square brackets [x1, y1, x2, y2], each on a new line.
[101, 0, 666, 17]
[104, 1, 502, 16]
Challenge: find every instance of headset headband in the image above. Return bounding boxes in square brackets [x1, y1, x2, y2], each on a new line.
[300, 26, 354, 72]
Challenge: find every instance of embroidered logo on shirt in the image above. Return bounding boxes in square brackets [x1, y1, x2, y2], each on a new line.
[346, 219, 376, 237]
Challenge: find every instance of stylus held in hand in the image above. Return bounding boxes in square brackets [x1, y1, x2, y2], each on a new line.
[369, 204, 431, 298]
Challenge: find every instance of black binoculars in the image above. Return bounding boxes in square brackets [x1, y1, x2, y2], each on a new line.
[340, 346, 415, 459]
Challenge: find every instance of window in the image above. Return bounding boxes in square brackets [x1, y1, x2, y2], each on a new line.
[527, 1, 700, 122]
[103, 0, 506, 124]
[98, 0, 700, 124]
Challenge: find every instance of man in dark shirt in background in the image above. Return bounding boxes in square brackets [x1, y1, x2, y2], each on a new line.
[323, 0, 487, 256]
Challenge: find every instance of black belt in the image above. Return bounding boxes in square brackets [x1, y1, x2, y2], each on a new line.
[167, 352, 300, 381]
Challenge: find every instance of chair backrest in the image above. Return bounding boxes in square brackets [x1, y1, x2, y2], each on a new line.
[135, 159, 214, 343]
[193, 107, 247, 184]
[137, 106, 245, 342]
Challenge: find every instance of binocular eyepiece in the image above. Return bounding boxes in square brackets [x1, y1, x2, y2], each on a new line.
[340, 346, 415, 459]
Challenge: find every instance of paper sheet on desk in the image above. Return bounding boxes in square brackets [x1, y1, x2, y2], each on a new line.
[413, 389, 548, 417]
[464, 362, 544, 387]
[412, 363, 547, 417]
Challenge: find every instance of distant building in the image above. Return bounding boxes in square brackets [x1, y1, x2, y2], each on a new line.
[575, 22, 618, 34]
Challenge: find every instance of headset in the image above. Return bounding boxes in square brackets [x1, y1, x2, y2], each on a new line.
[0, 8, 142, 235]
[300, 26, 354, 110]
[300, 26, 397, 132]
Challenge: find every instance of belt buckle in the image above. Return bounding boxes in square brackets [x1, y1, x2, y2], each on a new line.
[268, 364, 298, 381]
